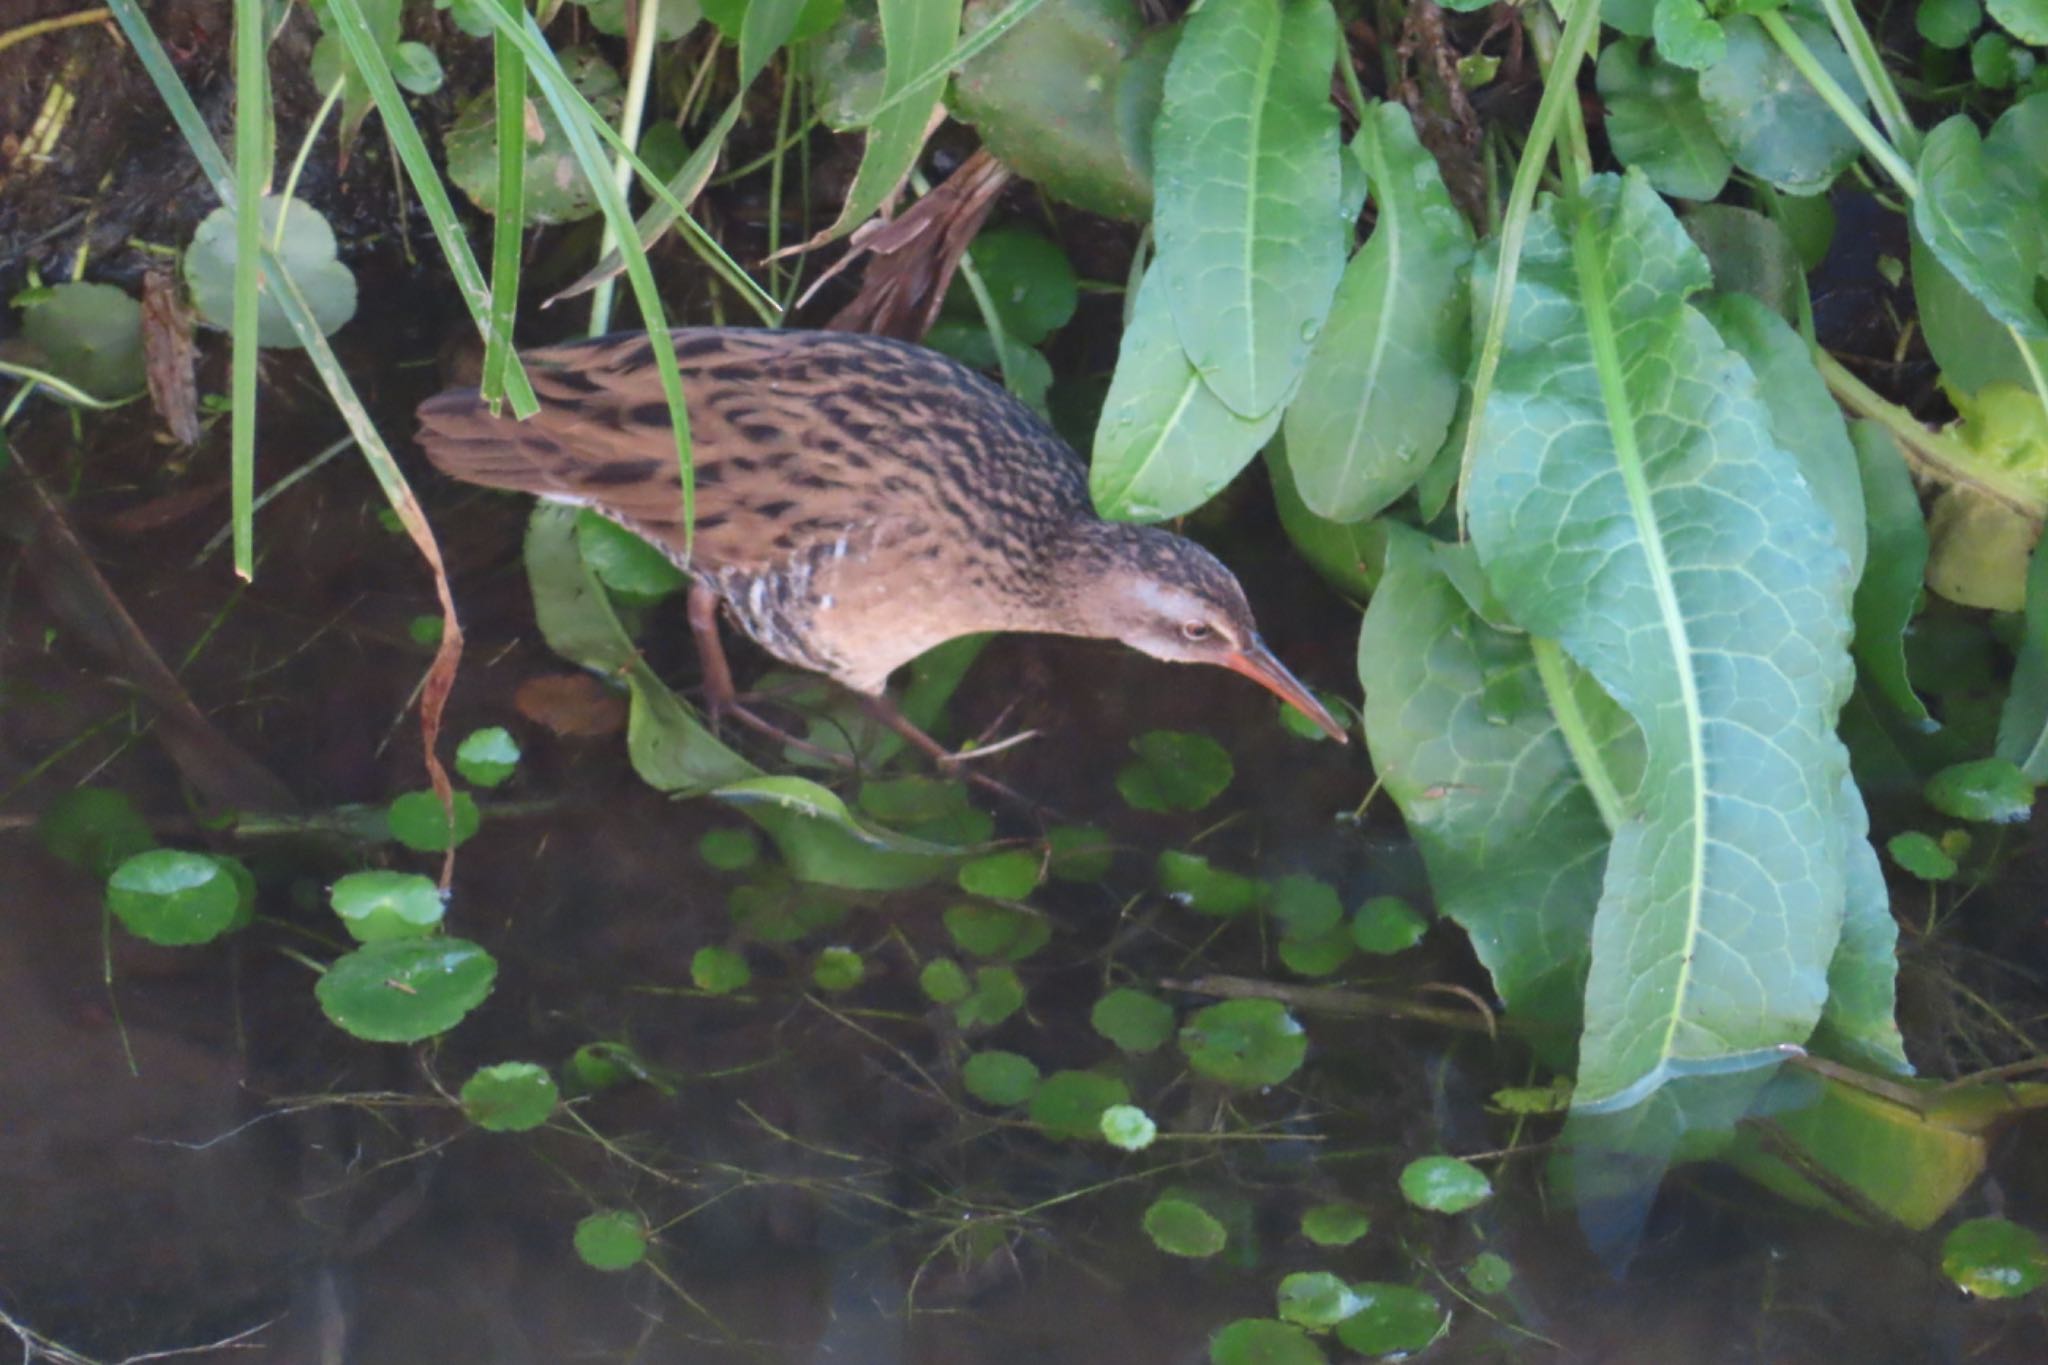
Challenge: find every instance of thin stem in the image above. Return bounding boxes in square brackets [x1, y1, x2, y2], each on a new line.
[589, 0, 663, 336]
[275, 77, 344, 247]
[1812, 0, 1918, 161]
[1757, 10, 1918, 198]
[230, 0, 266, 581]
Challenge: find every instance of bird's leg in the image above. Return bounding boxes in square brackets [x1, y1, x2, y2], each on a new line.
[855, 694, 1047, 814]
[688, 581, 853, 766]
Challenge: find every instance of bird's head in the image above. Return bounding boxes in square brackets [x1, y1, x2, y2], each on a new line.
[1052, 522, 1348, 743]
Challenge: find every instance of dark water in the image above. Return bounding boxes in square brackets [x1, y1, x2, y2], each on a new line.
[4, 12, 2047, 1363]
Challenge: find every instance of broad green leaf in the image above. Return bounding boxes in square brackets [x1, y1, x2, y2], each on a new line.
[1029, 1069, 1130, 1140]
[573, 1211, 648, 1271]
[948, 0, 1162, 220]
[185, 197, 358, 345]
[38, 787, 154, 878]
[1152, 0, 1345, 418]
[1156, 849, 1264, 916]
[1117, 729, 1235, 811]
[1684, 205, 1803, 321]
[1924, 756, 2036, 823]
[1911, 230, 2048, 394]
[577, 511, 687, 602]
[1264, 444, 1384, 600]
[1398, 1154, 1492, 1212]
[461, 1061, 559, 1132]
[1267, 874, 1341, 939]
[445, 46, 624, 224]
[1998, 538, 2048, 778]
[1925, 487, 2035, 609]
[1698, 16, 1864, 196]
[1283, 102, 1473, 523]
[386, 790, 481, 851]
[1849, 422, 1931, 725]
[1211, 1320, 1325, 1365]
[1091, 265, 1283, 521]
[316, 938, 498, 1042]
[812, 945, 865, 991]
[962, 1049, 1040, 1105]
[1092, 987, 1176, 1052]
[1912, 96, 2048, 340]
[524, 506, 756, 794]
[1276, 1271, 1361, 1329]
[1988, 0, 2048, 43]
[1144, 1196, 1227, 1257]
[1814, 776, 1909, 1073]
[1299, 1203, 1370, 1247]
[1651, 0, 1725, 70]
[714, 775, 968, 890]
[812, 0, 962, 244]
[17, 281, 145, 399]
[728, 0, 826, 85]
[1596, 40, 1731, 202]
[1943, 1217, 2048, 1298]
[1360, 531, 1629, 1064]
[947, 225, 1078, 346]
[691, 945, 751, 994]
[1331, 1286, 1445, 1356]
[1178, 998, 1307, 1087]
[330, 869, 446, 942]
[455, 726, 522, 788]
[1466, 174, 1859, 1112]
[106, 850, 239, 946]
[1698, 294, 1865, 582]
[1918, 0, 1983, 46]
[1888, 830, 1958, 880]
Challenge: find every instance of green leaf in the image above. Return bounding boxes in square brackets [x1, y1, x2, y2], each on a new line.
[573, 1210, 649, 1271]
[455, 726, 522, 788]
[1283, 102, 1472, 523]
[920, 957, 972, 1004]
[1331, 1284, 1445, 1356]
[1277, 928, 1354, 976]
[1988, 0, 2048, 42]
[1152, 0, 1345, 418]
[185, 196, 358, 345]
[955, 964, 1027, 1029]
[17, 281, 145, 399]
[1091, 988, 1176, 1053]
[1116, 729, 1234, 812]
[962, 1049, 1040, 1105]
[1266, 874, 1341, 939]
[1684, 205, 1804, 322]
[1919, 0, 1984, 45]
[1091, 264, 1283, 521]
[1999, 538, 2048, 779]
[1360, 531, 1623, 1065]
[957, 849, 1042, 900]
[812, 945, 865, 991]
[1698, 16, 1864, 195]
[1299, 1203, 1370, 1247]
[1887, 831, 1958, 880]
[1046, 824, 1116, 881]
[1912, 97, 2048, 340]
[39, 787, 154, 878]
[1816, 779, 1909, 1074]
[1209, 1319, 1325, 1365]
[1029, 1069, 1130, 1140]
[316, 938, 498, 1042]
[1596, 40, 1732, 201]
[445, 45, 623, 224]
[1351, 896, 1428, 954]
[942, 902, 1051, 960]
[1652, 0, 1727, 70]
[1942, 1217, 2048, 1298]
[1925, 487, 2035, 610]
[1100, 1103, 1157, 1150]
[1264, 444, 1386, 600]
[106, 849, 240, 946]
[812, 0, 962, 243]
[1851, 422, 1932, 725]
[1912, 229, 2048, 394]
[947, 224, 1078, 346]
[698, 827, 762, 871]
[715, 775, 968, 890]
[1276, 1271, 1362, 1329]
[1179, 998, 1307, 1087]
[1924, 757, 2036, 823]
[1465, 1252, 1514, 1294]
[386, 790, 481, 852]
[1143, 1196, 1227, 1258]
[576, 510, 687, 601]
[1466, 175, 1859, 1112]
[330, 869, 446, 942]
[574, 0, 702, 39]
[691, 945, 752, 994]
[461, 1061, 559, 1132]
[947, 0, 1164, 220]
[1156, 849, 1265, 916]
[1398, 1154, 1493, 1213]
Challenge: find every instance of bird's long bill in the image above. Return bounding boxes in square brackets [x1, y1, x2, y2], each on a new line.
[1223, 639, 1349, 743]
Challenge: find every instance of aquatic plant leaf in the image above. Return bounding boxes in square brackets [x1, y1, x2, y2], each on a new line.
[386, 790, 481, 851]
[1115, 729, 1234, 812]
[39, 787, 154, 878]
[1276, 1272, 1360, 1329]
[715, 776, 968, 890]
[1912, 95, 2048, 340]
[1091, 988, 1175, 1053]
[1331, 1285, 1445, 1356]
[1029, 1069, 1129, 1140]
[445, 46, 625, 224]
[1466, 173, 1861, 1112]
[948, 0, 1163, 219]
[1399, 1154, 1492, 1213]
[1152, 0, 1344, 418]
[1266, 874, 1341, 939]
[1697, 16, 1863, 195]
[316, 938, 497, 1042]
[943, 902, 1050, 960]
[1299, 1204, 1370, 1247]
[455, 727, 522, 788]
[812, 946, 865, 991]
[106, 849, 239, 946]
[17, 281, 145, 399]
[1155, 849, 1264, 916]
[1179, 998, 1306, 1087]
[185, 196, 358, 346]
[957, 848, 1041, 899]
[1360, 530, 1627, 1065]
[330, 869, 446, 942]
[1465, 1252, 1514, 1294]
[954, 964, 1027, 1029]
[1988, 0, 2048, 47]
[691, 945, 752, 994]
[1350, 896, 1427, 954]
[573, 1211, 648, 1271]
[1943, 1218, 2048, 1298]
[1209, 1319, 1324, 1365]
[962, 1049, 1040, 1105]
[1924, 757, 2036, 823]
[1100, 1104, 1157, 1151]
[1651, 0, 1726, 70]
[946, 225, 1078, 346]
[1283, 101, 1472, 523]
[1091, 265, 1284, 521]
[1918, 0, 1982, 46]
[461, 1061, 559, 1132]
[1143, 1196, 1227, 1258]
[1887, 831, 1956, 880]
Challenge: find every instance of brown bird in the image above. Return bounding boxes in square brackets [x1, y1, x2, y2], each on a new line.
[416, 328, 1346, 775]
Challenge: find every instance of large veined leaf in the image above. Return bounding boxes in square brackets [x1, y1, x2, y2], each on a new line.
[1697, 16, 1864, 196]
[1359, 529, 1641, 1065]
[1151, 0, 1345, 418]
[1815, 775, 1910, 1073]
[1283, 102, 1474, 523]
[1091, 265, 1285, 521]
[1912, 95, 2048, 342]
[1466, 173, 1860, 1113]
[813, 0, 964, 244]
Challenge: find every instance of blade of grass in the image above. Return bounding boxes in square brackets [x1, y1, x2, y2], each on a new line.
[231, 0, 264, 581]
[481, 0, 528, 412]
[588, 0, 665, 336]
[320, 0, 538, 416]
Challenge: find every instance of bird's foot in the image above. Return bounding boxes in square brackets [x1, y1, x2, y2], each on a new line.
[855, 696, 1052, 817]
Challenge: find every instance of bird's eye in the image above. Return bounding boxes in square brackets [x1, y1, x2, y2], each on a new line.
[1180, 621, 1213, 643]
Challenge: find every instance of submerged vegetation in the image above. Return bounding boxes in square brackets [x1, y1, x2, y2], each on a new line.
[4, 0, 2048, 1356]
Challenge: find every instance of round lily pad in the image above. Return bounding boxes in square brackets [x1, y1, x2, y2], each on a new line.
[1091, 988, 1175, 1053]
[455, 727, 521, 789]
[920, 957, 972, 1004]
[1332, 1283, 1446, 1355]
[387, 790, 482, 852]
[1144, 1196, 1226, 1258]
[1924, 757, 2036, 824]
[1028, 1069, 1130, 1140]
[573, 1210, 649, 1271]
[461, 1061, 559, 1132]
[1100, 1103, 1157, 1151]
[1300, 1203, 1371, 1248]
[444, 47, 624, 224]
[956, 848, 1041, 900]
[1267, 874, 1341, 939]
[1352, 896, 1428, 954]
[962, 1049, 1040, 1106]
[329, 869, 445, 942]
[316, 937, 498, 1042]
[1399, 1154, 1493, 1213]
[1118, 730, 1234, 812]
[812, 945, 865, 992]
[18, 281, 145, 399]
[1942, 1216, 2047, 1298]
[691, 945, 751, 994]
[954, 965, 1027, 1030]
[1276, 1271, 1361, 1329]
[39, 786, 154, 878]
[184, 196, 358, 346]
[1156, 850, 1264, 916]
[1465, 1251, 1514, 1294]
[1208, 1319, 1324, 1365]
[1179, 998, 1308, 1087]
[1045, 824, 1115, 881]
[943, 902, 1050, 960]
[106, 849, 240, 946]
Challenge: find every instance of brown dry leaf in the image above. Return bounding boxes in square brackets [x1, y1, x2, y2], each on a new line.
[141, 266, 201, 446]
[515, 673, 629, 737]
[815, 148, 1014, 341]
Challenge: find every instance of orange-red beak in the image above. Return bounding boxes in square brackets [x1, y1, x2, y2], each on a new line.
[1222, 639, 1349, 743]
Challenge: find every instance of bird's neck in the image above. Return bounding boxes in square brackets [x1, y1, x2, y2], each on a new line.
[1027, 518, 1151, 639]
